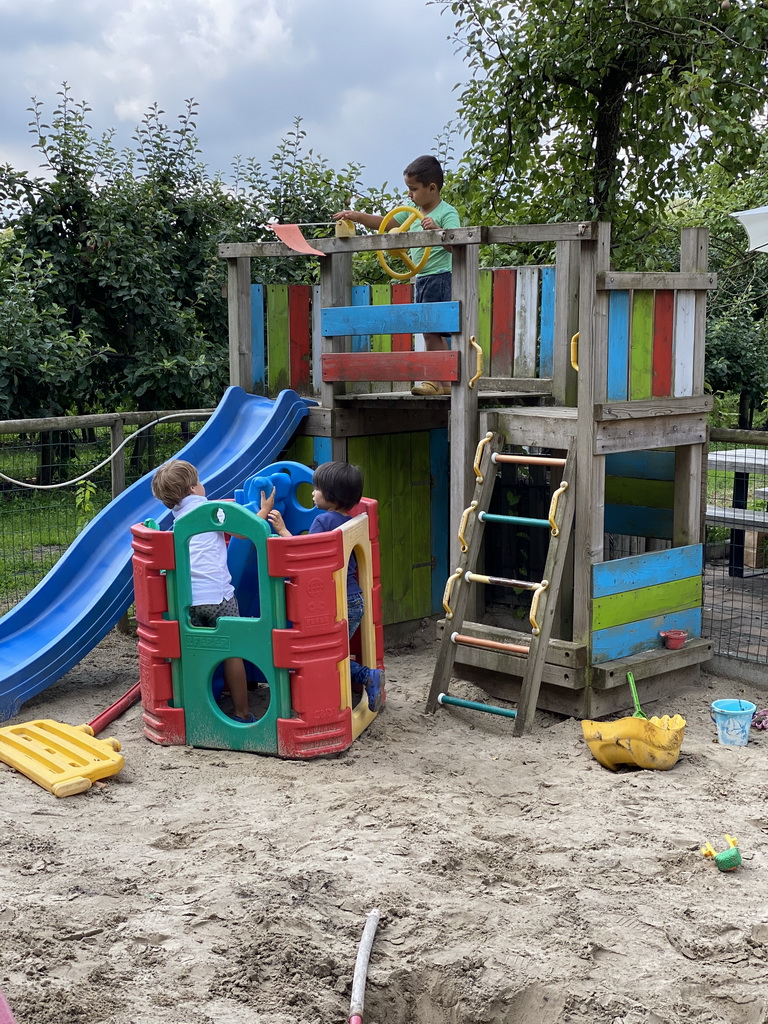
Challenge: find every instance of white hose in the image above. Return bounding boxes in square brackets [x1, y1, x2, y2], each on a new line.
[349, 908, 380, 1024]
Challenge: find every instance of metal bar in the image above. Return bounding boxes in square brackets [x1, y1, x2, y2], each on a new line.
[492, 454, 567, 467]
[465, 571, 538, 589]
[451, 632, 530, 655]
[437, 693, 517, 719]
[479, 512, 551, 529]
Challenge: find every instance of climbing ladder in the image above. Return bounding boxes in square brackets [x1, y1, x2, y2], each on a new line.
[425, 431, 577, 735]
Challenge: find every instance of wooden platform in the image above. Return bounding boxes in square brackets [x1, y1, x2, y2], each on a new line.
[437, 618, 713, 719]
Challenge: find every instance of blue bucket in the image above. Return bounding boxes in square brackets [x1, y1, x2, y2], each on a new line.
[710, 699, 756, 747]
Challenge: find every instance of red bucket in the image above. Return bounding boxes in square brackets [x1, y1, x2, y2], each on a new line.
[660, 629, 687, 650]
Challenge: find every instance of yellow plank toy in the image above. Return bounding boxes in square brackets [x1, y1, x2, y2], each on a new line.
[0, 720, 123, 798]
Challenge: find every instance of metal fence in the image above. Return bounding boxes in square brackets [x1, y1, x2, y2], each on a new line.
[704, 428, 768, 666]
[0, 410, 211, 614]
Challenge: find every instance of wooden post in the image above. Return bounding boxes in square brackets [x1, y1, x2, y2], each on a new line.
[110, 418, 125, 501]
[553, 240, 581, 407]
[227, 257, 252, 390]
[449, 242, 480, 572]
[674, 228, 709, 546]
[572, 223, 611, 652]
[319, 252, 352, 462]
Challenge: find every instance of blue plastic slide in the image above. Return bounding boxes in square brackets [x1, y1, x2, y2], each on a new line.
[0, 387, 312, 720]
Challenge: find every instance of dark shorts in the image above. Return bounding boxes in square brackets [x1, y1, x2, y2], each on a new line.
[414, 271, 451, 304]
[189, 595, 239, 628]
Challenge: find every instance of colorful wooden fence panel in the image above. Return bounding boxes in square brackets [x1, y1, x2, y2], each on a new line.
[591, 544, 703, 664]
[604, 450, 675, 540]
[251, 268, 555, 396]
[606, 288, 698, 402]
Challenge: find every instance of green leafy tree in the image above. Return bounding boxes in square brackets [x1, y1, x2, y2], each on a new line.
[439, 0, 768, 243]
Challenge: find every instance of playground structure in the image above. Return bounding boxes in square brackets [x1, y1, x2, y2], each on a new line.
[131, 462, 384, 759]
[220, 219, 716, 725]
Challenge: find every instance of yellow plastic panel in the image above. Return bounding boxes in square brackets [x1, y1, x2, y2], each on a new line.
[581, 714, 686, 771]
[0, 720, 124, 797]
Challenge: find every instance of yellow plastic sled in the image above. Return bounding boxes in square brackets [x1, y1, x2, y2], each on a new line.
[0, 720, 124, 797]
[581, 714, 686, 771]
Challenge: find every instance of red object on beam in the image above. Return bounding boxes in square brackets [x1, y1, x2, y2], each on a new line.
[270, 223, 325, 256]
[321, 351, 460, 382]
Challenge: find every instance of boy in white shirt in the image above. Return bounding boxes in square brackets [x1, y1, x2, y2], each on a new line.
[151, 459, 273, 724]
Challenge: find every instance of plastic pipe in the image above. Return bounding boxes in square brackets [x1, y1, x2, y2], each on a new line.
[0, 988, 18, 1024]
[88, 681, 142, 736]
[349, 908, 381, 1024]
[437, 693, 518, 719]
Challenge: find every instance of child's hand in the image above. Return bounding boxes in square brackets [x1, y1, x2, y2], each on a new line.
[421, 216, 437, 230]
[267, 509, 291, 537]
[258, 487, 276, 517]
[333, 210, 356, 222]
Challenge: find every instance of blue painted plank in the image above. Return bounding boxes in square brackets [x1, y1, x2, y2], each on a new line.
[322, 301, 460, 338]
[351, 285, 371, 353]
[592, 607, 702, 664]
[605, 450, 675, 481]
[604, 505, 674, 540]
[538, 266, 556, 378]
[606, 290, 630, 401]
[593, 544, 703, 599]
[251, 284, 265, 393]
[430, 428, 450, 614]
[313, 437, 332, 466]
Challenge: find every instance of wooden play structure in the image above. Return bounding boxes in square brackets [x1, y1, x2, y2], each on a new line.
[219, 220, 715, 727]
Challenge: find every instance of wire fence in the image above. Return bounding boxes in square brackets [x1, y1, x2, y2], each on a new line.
[0, 410, 210, 614]
[704, 430, 768, 664]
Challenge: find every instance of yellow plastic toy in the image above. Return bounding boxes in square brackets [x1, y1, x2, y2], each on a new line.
[702, 834, 742, 872]
[0, 720, 124, 797]
[581, 714, 687, 771]
[377, 205, 431, 280]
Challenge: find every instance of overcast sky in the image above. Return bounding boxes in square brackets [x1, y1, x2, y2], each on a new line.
[0, 0, 469, 194]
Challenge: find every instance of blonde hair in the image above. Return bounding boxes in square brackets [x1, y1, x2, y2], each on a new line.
[151, 459, 199, 508]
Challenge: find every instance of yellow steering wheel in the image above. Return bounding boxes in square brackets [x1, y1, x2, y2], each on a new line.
[377, 206, 432, 281]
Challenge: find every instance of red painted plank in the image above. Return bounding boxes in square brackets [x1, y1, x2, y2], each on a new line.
[289, 285, 312, 393]
[652, 289, 674, 398]
[321, 351, 460, 382]
[491, 268, 516, 377]
[391, 283, 413, 352]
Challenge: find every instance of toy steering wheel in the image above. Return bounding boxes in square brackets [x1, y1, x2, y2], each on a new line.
[377, 206, 432, 281]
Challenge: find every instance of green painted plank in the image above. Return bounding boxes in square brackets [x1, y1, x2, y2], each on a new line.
[477, 269, 493, 365]
[390, 433, 414, 621]
[372, 284, 394, 354]
[410, 432, 433, 618]
[629, 290, 654, 401]
[592, 575, 702, 631]
[266, 284, 290, 394]
[605, 476, 674, 509]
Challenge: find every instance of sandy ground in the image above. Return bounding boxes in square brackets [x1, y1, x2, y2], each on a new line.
[1, 624, 767, 1024]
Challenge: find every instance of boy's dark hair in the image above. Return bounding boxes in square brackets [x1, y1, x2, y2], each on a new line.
[403, 155, 444, 190]
[152, 459, 199, 508]
[313, 461, 363, 511]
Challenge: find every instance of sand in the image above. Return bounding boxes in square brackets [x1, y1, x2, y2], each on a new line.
[1, 624, 766, 1024]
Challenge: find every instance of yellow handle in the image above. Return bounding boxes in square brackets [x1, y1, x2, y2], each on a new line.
[570, 332, 580, 372]
[468, 335, 483, 388]
[376, 206, 431, 281]
[547, 480, 569, 536]
[529, 579, 549, 636]
[458, 500, 479, 553]
[442, 568, 463, 619]
[473, 432, 494, 481]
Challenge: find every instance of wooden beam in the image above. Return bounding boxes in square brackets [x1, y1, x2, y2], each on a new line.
[486, 223, 598, 243]
[219, 227, 485, 259]
[594, 395, 713, 420]
[597, 271, 717, 291]
[594, 414, 708, 454]
[321, 351, 460, 382]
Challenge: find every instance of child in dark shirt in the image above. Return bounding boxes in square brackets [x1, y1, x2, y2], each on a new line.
[267, 461, 383, 712]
